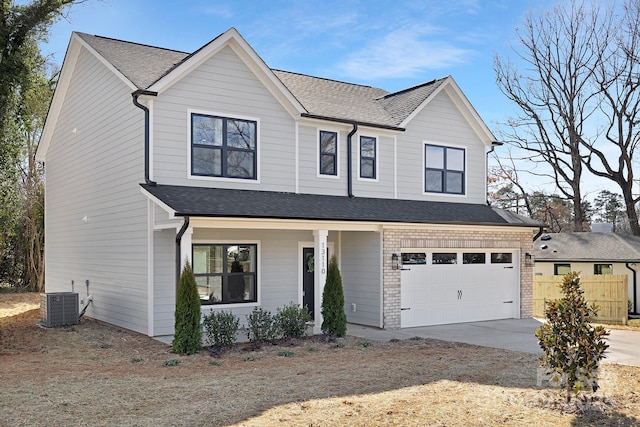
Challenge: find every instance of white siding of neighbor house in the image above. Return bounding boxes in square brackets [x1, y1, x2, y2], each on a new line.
[43, 47, 149, 333]
[396, 90, 487, 204]
[152, 46, 296, 191]
[341, 231, 382, 327]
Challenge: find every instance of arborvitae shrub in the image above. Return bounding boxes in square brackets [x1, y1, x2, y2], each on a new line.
[246, 307, 278, 342]
[321, 255, 347, 337]
[203, 310, 239, 348]
[535, 272, 609, 403]
[172, 261, 202, 355]
[275, 302, 311, 339]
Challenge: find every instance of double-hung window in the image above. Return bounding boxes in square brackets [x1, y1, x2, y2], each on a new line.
[359, 136, 376, 179]
[191, 113, 257, 179]
[319, 130, 338, 176]
[193, 244, 257, 305]
[424, 144, 465, 194]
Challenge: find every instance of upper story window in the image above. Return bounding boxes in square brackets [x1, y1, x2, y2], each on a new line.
[191, 113, 257, 179]
[319, 130, 338, 176]
[424, 144, 465, 194]
[359, 136, 376, 179]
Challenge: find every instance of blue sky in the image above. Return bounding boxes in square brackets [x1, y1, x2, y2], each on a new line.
[40, 0, 619, 197]
[42, 0, 555, 125]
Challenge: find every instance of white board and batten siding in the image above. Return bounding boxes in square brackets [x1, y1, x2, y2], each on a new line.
[341, 231, 382, 327]
[396, 90, 487, 204]
[44, 47, 150, 333]
[152, 46, 296, 192]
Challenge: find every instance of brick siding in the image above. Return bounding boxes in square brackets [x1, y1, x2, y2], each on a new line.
[382, 228, 534, 329]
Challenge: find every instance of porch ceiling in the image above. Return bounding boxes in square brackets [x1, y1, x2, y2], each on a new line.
[141, 184, 542, 228]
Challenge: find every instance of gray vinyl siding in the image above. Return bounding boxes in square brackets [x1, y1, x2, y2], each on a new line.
[352, 134, 394, 199]
[166, 228, 327, 330]
[43, 46, 149, 334]
[341, 231, 382, 327]
[152, 46, 296, 191]
[297, 125, 350, 196]
[153, 229, 176, 336]
[396, 90, 487, 204]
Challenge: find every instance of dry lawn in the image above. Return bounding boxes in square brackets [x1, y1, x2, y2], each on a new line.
[1, 293, 639, 427]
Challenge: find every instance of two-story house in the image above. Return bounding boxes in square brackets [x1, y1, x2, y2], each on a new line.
[37, 28, 542, 340]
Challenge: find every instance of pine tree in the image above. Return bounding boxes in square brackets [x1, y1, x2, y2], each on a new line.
[321, 255, 347, 337]
[535, 272, 609, 403]
[172, 261, 202, 355]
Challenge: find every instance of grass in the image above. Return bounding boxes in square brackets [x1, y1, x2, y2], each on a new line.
[2, 293, 640, 426]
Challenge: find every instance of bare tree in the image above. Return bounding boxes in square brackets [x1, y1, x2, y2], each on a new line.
[494, 1, 610, 232]
[580, 0, 640, 235]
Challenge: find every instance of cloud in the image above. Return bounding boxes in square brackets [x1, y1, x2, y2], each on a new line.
[338, 26, 472, 80]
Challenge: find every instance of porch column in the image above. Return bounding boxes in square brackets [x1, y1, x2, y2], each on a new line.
[313, 229, 328, 333]
[179, 226, 193, 272]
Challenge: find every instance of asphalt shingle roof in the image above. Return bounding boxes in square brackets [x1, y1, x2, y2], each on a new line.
[141, 184, 542, 227]
[75, 32, 446, 128]
[534, 232, 640, 262]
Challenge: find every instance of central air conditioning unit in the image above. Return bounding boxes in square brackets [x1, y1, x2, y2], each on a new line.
[40, 292, 79, 327]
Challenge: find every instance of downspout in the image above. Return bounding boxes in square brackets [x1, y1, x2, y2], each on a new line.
[625, 262, 638, 315]
[347, 123, 358, 198]
[486, 141, 503, 205]
[533, 227, 545, 241]
[175, 216, 190, 287]
[132, 90, 158, 186]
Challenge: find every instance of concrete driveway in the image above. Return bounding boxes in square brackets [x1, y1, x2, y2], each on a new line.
[347, 319, 640, 367]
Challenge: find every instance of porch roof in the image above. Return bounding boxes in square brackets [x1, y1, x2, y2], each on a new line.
[141, 184, 542, 228]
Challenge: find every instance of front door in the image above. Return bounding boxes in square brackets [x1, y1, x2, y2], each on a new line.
[302, 247, 315, 316]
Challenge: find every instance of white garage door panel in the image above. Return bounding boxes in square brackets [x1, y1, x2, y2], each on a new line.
[400, 252, 519, 328]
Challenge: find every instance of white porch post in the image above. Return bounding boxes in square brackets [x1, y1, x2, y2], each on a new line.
[179, 226, 193, 272]
[313, 229, 328, 334]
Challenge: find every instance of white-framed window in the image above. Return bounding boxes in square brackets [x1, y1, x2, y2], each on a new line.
[189, 111, 258, 180]
[554, 264, 571, 275]
[424, 143, 465, 195]
[359, 135, 377, 179]
[319, 130, 339, 177]
[594, 264, 613, 275]
[192, 243, 258, 305]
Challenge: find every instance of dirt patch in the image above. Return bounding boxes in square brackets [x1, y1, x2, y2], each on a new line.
[1, 293, 639, 426]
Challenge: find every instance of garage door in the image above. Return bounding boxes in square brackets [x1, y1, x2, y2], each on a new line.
[400, 251, 519, 328]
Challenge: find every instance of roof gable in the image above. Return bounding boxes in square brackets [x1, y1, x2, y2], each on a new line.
[38, 28, 496, 160]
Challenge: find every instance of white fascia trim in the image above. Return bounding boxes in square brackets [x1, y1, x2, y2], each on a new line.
[38, 33, 139, 162]
[140, 187, 176, 218]
[147, 28, 305, 119]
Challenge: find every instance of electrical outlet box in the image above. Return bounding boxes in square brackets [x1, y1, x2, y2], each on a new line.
[351, 303, 356, 312]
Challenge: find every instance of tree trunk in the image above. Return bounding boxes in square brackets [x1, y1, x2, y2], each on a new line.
[621, 184, 640, 236]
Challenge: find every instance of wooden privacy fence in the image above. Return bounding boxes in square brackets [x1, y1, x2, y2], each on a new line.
[533, 274, 628, 324]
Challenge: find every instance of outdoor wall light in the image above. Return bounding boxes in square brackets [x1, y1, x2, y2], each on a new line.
[525, 252, 534, 267]
[392, 253, 400, 270]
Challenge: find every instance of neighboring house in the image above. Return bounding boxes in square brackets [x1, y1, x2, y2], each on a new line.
[533, 231, 639, 313]
[36, 28, 542, 339]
